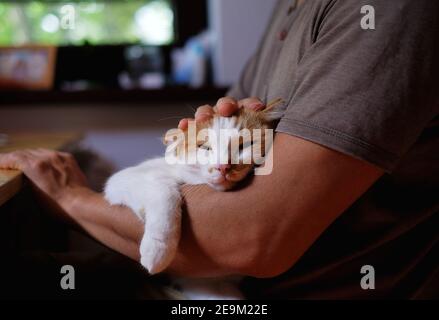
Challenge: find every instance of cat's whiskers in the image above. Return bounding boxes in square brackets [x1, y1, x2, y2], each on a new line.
[157, 115, 189, 122]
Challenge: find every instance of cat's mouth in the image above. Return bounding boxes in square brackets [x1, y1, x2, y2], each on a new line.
[208, 176, 235, 191]
[211, 175, 226, 184]
[208, 165, 253, 190]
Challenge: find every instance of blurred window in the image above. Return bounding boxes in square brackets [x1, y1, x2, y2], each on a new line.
[0, 0, 174, 46]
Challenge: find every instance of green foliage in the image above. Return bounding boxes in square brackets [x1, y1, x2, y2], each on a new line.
[0, 0, 174, 46]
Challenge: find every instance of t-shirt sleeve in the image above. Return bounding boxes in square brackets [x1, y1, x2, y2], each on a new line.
[276, 0, 439, 172]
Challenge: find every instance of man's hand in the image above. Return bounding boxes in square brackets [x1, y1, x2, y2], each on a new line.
[0, 149, 88, 213]
[178, 96, 265, 129]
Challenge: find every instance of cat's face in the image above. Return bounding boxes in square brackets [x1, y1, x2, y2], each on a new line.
[165, 106, 281, 191]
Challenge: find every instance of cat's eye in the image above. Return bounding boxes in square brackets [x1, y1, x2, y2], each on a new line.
[241, 141, 253, 150]
[199, 144, 211, 151]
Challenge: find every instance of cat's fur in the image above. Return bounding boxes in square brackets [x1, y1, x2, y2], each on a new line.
[104, 104, 282, 298]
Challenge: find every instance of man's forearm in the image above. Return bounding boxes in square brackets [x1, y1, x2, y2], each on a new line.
[54, 176, 275, 277]
[61, 187, 144, 261]
[168, 183, 266, 277]
[60, 185, 245, 277]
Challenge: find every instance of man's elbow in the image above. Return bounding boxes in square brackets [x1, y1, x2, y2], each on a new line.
[240, 254, 297, 279]
[234, 238, 299, 278]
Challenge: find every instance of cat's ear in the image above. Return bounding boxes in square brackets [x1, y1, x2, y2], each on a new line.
[261, 98, 285, 122]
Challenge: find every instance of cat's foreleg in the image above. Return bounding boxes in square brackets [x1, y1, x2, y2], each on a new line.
[104, 163, 182, 274]
[139, 183, 182, 274]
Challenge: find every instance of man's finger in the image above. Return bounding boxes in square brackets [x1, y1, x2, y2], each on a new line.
[239, 97, 265, 111]
[178, 118, 194, 130]
[217, 97, 239, 117]
[58, 152, 75, 162]
[0, 152, 26, 170]
[195, 105, 214, 123]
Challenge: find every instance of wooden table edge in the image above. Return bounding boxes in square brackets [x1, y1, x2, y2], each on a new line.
[0, 132, 81, 207]
[0, 170, 23, 207]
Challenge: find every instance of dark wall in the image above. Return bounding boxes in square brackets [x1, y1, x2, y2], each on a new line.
[174, 0, 208, 46]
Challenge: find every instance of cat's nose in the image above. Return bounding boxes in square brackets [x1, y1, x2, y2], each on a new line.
[216, 164, 231, 175]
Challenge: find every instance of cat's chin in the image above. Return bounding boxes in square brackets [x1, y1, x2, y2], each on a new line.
[208, 181, 235, 191]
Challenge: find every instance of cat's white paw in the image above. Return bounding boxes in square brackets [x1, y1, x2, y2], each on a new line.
[104, 162, 182, 273]
[140, 233, 179, 274]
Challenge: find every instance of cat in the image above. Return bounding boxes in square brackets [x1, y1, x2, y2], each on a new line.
[104, 100, 283, 299]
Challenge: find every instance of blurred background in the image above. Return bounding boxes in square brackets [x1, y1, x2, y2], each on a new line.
[0, 0, 276, 169]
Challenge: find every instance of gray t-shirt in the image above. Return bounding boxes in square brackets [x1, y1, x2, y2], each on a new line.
[228, 0, 439, 299]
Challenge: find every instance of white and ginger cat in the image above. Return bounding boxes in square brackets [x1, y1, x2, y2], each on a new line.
[104, 100, 283, 297]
